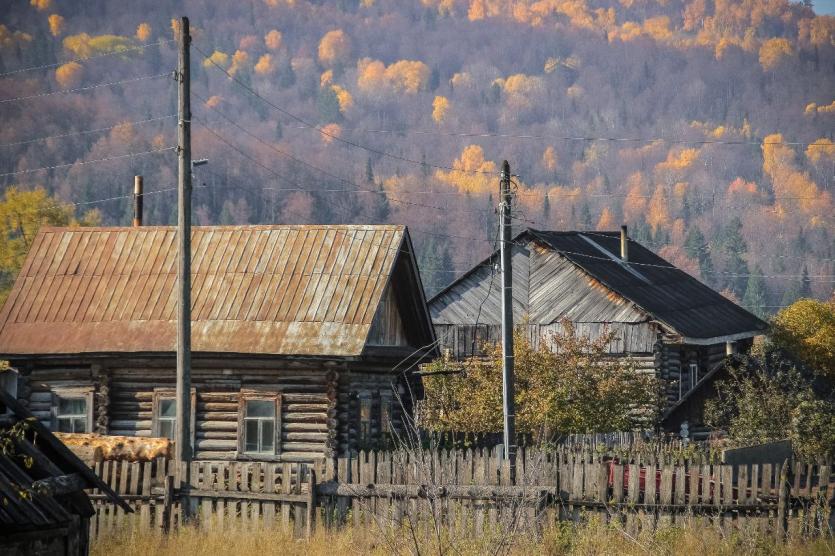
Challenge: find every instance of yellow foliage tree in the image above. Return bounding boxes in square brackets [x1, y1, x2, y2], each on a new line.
[47, 14, 64, 37]
[647, 184, 670, 233]
[772, 298, 835, 380]
[136, 22, 152, 42]
[264, 29, 283, 50]
[202, 50, 230, 69]
[0, 187, 99, 306]
[55, 61, 83, 88]
[254, 54, 275, 75]
[468, 0, 486, 21]
[30, 0, 52, 11]
[622, 172, 648, 223]
[435, 145, 496, 194]
[0, 25, 32, 49]
[204, 95, 222, 109]
[357, 58, 429, 95]
[596, 206, 615, 229]
[320, 123, 342, 145]
[357, 58, 386, 91]
[759, 38, 793, 71]
[318, 29, 351, 67]
[656, 148, 699, 172]
[385, 60, 430, 94]
[432, 95, 449, 123]
[63, 33, 135, 59]
[331, 85, 353, 114]
[807, 139, 835, 166]
[229, 50, 249, 76]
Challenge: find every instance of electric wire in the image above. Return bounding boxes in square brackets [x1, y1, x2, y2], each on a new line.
[0, 114, 177, 149]
[0, 39, 176, 78]
[0, 71, 172, 104]
[0, 146, 176, 178]
[194, 43, 494, 175]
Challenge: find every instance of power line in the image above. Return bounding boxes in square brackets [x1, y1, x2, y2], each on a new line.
[0, 114, 177, 149]
[284, 123, 835, 149]
[193, 118, 497, 218]
[0, 72, 171, 104]
[194, 43, 493, 176]
[0, 39, 176, 78]
[0, 145, 176, 178]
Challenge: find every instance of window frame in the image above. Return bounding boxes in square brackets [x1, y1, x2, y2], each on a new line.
[237, 390, 282, 461]
[51, 386, 94, 434]
[151, 388, 196, 446]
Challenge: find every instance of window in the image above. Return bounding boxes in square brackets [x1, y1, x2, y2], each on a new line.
[380, 393, 392, 435]
[151, 388, 196, 443]
[244, 400, 275, 454]
[157, 399, 176, 439]
[689, 363, 699, 390]
[56, 397, 87, 432]
[237, 391, 281, 458]
[51, 387, 93, 433]
[359, 395, 372, 442]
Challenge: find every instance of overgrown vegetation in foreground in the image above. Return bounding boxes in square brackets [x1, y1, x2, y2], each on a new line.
[92, 518, 834, 556]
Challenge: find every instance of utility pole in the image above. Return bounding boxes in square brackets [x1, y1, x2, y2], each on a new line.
[176, 15, 193, 518]
[500, 160, 516, 479]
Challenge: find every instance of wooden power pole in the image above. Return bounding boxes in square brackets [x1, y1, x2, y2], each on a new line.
[500, 160, 516, 478]
[176, 15, 193, 516]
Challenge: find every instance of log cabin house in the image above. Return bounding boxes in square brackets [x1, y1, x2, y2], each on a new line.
[0, 224, 436, 462]
[0, 381, 128, 555]
[429, 227, 768, 438]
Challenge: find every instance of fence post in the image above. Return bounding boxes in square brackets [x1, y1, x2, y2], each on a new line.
[161, 474, 174, 535]
[306, 468, 317, 539]
[776, 458, 792, 542]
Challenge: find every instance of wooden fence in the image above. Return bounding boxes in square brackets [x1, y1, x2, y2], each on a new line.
[88, 448, 835, 541]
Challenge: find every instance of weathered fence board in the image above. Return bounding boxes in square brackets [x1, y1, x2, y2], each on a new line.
[87, 448, 835, 541]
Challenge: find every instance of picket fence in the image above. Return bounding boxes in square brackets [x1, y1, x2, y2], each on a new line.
[88, 448, 835, 541]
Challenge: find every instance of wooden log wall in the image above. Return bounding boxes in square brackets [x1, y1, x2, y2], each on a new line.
[23, 362, 341, 463]
[337, 370, 406, 454]
[107, 366, 333, 462]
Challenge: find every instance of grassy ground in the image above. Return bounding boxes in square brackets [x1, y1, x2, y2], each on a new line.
[92, 518, 835, 556]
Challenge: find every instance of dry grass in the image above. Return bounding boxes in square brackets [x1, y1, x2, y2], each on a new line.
[92, 517, 834, 556]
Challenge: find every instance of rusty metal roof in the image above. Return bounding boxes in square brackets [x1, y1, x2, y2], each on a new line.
[0, 225, 409, 357]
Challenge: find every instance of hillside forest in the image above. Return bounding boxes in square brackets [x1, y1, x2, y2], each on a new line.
[0, 0, 833, 312]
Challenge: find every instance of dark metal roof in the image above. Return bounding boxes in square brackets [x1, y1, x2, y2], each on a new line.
[525, 229, 767, 340]
[0, 388, 129, 529]
[0, 225, 430, 357]
[430, 229, 767, 342]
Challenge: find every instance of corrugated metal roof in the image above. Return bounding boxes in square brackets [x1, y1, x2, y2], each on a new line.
[0, 225, 408, 356]
[528, 230, 768, 340]
[430, 229, 767, 342]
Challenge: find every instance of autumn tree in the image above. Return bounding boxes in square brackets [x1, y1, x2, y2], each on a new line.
[419, 323, 662, 438]
[705, 347, 835, 459]
[771, 297, 835, 381]
[0, 187, 99, 305]
[318, 29, 351, 68]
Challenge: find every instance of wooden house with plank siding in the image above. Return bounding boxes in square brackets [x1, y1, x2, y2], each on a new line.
[429, 228, 767, 438]
[0, 224, 436, 462]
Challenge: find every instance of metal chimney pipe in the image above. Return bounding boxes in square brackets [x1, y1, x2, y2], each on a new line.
[620, 225, 628, 261]
[133, 175, 143, 227]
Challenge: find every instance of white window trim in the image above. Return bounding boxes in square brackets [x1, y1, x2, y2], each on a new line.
[51, 386, 94, 433]
[237, 390, 282, 461]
